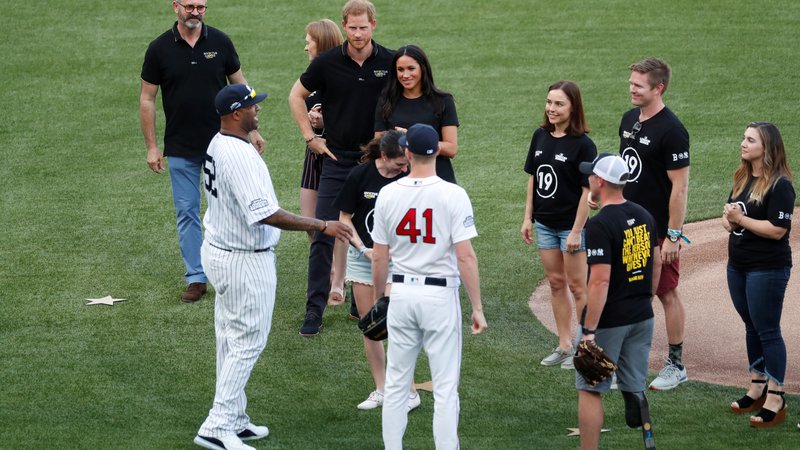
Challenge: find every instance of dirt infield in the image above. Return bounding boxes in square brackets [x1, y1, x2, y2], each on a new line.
[529, 207, 800, 393]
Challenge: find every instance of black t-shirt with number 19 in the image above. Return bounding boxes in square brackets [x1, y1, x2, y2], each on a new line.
[618, 107, 689, 238]
[523, 127, 597, 229]
[727, 176, 794, 270]
[585, 201, 657, 329]
[334, 161, 406, 249]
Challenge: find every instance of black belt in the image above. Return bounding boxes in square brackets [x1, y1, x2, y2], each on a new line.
[209, 242, 272, 253]
[392, 274, 447, 287]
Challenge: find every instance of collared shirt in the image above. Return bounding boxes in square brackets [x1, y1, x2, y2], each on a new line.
[141, 22, 240, 158]
[299, 41, 394, 154]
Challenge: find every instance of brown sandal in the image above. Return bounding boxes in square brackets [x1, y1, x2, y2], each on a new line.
[750, 390, 787, 428]
[731, 379, 767, 414]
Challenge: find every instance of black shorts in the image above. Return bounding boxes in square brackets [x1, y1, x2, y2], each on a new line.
[300, 146, 322, 190]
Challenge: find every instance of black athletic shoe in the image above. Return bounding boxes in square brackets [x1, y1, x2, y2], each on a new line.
[299, 311, 322, 336]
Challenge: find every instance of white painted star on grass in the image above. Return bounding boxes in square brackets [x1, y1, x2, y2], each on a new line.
[566, 427, 610, 436]
[86, 295, 127, 306]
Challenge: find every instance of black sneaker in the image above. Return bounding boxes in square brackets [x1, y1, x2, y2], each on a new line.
[299, 311, 322, 336]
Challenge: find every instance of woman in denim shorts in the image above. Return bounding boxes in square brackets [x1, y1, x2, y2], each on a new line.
[521, 81, 597, 367]
[333, 131, 420, 410]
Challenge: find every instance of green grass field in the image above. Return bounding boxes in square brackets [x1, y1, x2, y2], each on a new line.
[2, 0, 799, 448]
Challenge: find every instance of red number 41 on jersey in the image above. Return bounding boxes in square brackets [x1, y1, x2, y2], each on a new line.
[396, 208, 436, 244]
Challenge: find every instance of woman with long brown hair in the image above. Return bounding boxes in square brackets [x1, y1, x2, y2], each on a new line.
[723, 122, 794, 428]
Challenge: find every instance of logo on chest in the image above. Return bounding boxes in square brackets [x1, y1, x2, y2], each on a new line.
[363, 191, 378, 200]
[554, 153, 567, 162]
[373, 70, 388, 78]
[203, 51, 218, 60]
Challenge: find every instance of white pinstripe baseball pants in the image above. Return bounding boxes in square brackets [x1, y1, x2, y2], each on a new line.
[198, 243, 276, 437]
[382, 284, 462, 450]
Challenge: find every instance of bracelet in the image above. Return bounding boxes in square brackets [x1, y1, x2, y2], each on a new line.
[667, 228, 692, 244]
[320, 221, 328, 233]
[581, 326, 596, 335]
[304, 135, 316, 144]
[358, 247, 368, 258]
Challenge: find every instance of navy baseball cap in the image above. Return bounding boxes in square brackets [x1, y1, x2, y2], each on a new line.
[398, 123, 439, 155]
[579, 153, 631, 184]
[215, 84, 268, 116]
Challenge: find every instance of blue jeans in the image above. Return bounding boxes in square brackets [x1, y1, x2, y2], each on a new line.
[168, 156, 207, 285]
[726, 264, 790, 385]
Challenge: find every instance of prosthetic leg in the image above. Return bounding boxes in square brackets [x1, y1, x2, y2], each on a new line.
[622, 391, 655, 449]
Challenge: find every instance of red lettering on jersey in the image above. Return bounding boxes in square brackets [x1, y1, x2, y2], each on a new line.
[396, 208, 436, 244]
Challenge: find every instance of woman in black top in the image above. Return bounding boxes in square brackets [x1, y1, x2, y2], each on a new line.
[723, 122, 794, 428]
[333, 131, 419, 410]
[521, 81, 596, 367]
[374, 45, 459, 183]
[299, 19, 343, 239]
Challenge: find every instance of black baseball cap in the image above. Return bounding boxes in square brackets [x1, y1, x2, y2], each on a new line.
[398, 123, 439, 155]
[215, 84, 268, 116]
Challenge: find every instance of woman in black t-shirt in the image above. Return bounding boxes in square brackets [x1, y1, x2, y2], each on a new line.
[333, 131, 419, 410]
[374, 45, 459, 183]
[521, 81, 596, 367]
[723, 122, 794, 428]
[299, 19, 343, 239]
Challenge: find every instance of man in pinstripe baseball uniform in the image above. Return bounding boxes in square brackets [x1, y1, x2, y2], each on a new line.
[371, 124, 488, 450]
[194, 84, 352, 450]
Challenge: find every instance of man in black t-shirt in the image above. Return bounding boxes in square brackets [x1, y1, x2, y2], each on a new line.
[288, 0, 394, 336]
[140, 0, 263, 303]
[577, 153, 661, 450]
[618, 57, 690, 390]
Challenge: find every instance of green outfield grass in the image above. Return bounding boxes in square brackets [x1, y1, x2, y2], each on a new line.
[1, 0, 799, 448]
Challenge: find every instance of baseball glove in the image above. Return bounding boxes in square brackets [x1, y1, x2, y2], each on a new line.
[358, 296, 390, 341]
[574, 340, 618, 387]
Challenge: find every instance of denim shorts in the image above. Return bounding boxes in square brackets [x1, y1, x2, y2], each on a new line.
[345, 246, 393, 285]
[534, 221, 586, 252]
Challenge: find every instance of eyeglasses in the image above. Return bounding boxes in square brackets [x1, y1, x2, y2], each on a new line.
[626, 121, 642, 146]
[176, 2, 207, 13]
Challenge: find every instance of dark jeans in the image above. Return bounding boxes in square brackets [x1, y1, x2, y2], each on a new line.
[727, 264, 790, 385]
[305, 155, 359, 316]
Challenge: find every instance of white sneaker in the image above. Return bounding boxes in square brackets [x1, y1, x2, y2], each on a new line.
[408, 392, 421, 411]
[610, 373, 618, 390]
[194, 434, 255, 450]
[237, 422, 269, 441]
[560, 356, 574, 370]
[540, 345, 573, 366]
[648, 358, 688, 390]
[357, 390, 384, 410]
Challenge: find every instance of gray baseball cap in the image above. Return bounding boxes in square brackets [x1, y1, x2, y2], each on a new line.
[579, 153, 630, 184]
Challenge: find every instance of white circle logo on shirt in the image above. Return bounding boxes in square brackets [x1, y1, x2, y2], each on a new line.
[535, 165, 558, 199]
[621, 147, 642, 182]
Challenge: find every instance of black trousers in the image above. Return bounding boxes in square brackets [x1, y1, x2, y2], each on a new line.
[305, 154, 359, 316]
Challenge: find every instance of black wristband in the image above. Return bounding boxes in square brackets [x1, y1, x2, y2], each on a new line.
[581, 326, 596, 335]
[320, 220, 328, 233]
[304, 135, 316, 144]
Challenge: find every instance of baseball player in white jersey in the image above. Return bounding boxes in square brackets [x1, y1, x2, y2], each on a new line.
[194, 84, 352, 450]
[371, 123, 488, 450]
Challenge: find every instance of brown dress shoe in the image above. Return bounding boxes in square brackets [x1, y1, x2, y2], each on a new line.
[181, 282, 207, 303]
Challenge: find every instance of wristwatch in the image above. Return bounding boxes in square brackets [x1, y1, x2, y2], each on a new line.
[667, 233, 679, 243]
[667, 228, 682, 243]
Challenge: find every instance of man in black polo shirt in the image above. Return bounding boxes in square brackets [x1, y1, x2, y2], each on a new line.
[140, 0, 263, 304]
[288, 0, 394, 336]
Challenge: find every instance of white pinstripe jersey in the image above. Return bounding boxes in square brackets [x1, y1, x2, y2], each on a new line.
[202, 132, 281, 250]
[372, 176, 477, 278]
